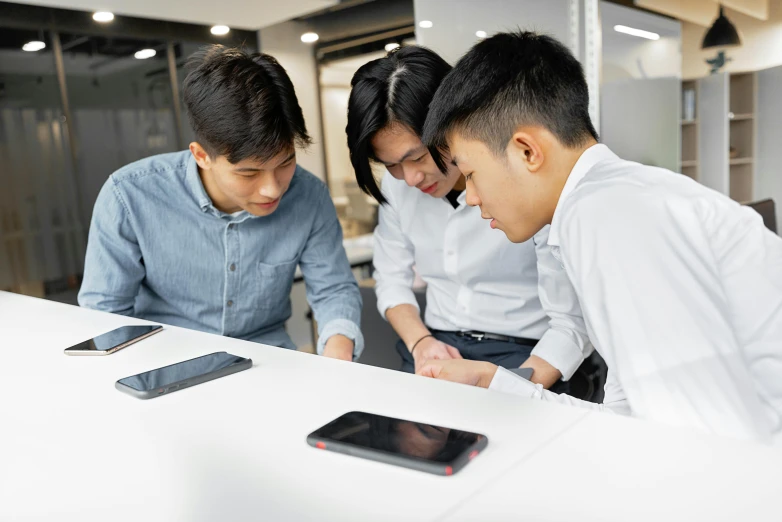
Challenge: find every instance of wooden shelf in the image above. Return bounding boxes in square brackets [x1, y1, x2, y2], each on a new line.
[681, 120, 697, 126]
[680, 160, 698, 167]
[729, 113, 754, 121]
[730, 157, 753, 165]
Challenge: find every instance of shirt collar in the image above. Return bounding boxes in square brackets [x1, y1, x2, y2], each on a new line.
[184, 153, 214, 212]
[548, 143, 617, 247]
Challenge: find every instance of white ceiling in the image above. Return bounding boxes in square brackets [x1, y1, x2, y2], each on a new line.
[8, 0, 338, 30]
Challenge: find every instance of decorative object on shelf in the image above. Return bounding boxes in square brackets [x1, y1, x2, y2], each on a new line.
[683, 89, 696, 121]
[730, 146, 738, 159]
[706, 51, 732, 74]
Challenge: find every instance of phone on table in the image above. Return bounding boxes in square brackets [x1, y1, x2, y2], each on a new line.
[307, 411, 488, 476]
[115, 351, 252, 400]
[64, 325, 163, 356]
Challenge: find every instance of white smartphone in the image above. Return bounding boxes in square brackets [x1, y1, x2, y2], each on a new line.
[64, 325, 163, 356]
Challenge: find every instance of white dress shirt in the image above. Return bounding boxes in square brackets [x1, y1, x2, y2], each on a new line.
[373, 172, 591, 379]
[490, 144, 782, 444]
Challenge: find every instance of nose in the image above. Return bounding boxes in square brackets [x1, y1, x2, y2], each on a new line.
[258, 175, 282, 201]
[402, 166, 425, 187]
[465, 182, 481, 207]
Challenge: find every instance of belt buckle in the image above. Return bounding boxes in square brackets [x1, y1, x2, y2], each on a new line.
[471, 332, 485, 341]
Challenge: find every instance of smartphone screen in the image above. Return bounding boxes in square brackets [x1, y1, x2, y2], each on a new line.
[65, 325, 162, 353]
[117, 352, 249, 392]
[310, 412, 486, 466]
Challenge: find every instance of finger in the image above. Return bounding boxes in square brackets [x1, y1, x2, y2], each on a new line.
[417, 362, 441, 378]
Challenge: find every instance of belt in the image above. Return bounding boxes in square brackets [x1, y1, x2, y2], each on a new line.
[447, 330, 539, 346]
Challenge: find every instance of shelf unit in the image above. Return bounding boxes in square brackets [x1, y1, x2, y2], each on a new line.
[680, 79, 699, 181]
[728, 72, 756, 203]
[680, 72, 757, 203]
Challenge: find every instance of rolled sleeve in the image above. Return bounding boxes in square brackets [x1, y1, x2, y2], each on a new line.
[489, 367, 540, 397]
[531, 225, 592, 380]
[316, 318, 365, 359]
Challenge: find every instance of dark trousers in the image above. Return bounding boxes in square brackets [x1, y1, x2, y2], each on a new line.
[396, 330, 570, 393]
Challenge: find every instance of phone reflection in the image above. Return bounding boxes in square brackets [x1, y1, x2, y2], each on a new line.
[118, 352, 246, 391]
[324, 412, 482, 463]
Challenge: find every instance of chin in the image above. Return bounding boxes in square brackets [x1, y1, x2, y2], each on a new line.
[504, 228, 536, 244]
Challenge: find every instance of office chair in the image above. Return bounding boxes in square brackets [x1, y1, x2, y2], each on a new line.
[746, 199, 777, 234]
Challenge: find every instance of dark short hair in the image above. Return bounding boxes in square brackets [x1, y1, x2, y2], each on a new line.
[346, 46, 452, 204]
[183, 45, 311, 164]
[422, 31, 598, 171]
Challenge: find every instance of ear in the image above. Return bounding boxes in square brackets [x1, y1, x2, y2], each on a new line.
[508, 129, 544, 173]
[189, 142, 212, 170]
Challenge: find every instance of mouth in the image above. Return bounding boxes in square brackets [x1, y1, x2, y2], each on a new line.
[252, 199, 279, 209]
[419, 182, 438, 195]
[481, 212, 497, 229]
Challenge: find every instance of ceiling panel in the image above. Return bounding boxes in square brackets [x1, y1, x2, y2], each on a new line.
[6, 0, 338, 30]
[635, 0, 770, 25]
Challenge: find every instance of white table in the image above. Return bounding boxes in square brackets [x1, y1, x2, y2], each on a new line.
[1, 292, 780, 521]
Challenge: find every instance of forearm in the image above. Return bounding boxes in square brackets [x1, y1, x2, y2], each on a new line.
[385, 304, 430, 351]
[520, 355, 562, 389]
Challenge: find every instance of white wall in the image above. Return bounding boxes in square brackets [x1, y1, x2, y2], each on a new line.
[683, 0, 782, 79]
[258, 21, 327, 181]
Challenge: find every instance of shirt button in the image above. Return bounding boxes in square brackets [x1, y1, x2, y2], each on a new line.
[228, 224, 234, 230]
[230, 263, 236, 272]
[227, 300, 234, 307]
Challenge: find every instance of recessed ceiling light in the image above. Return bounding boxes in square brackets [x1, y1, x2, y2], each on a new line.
[134, 49, 156, 59]
[22, 41, 46, 52]
[92, 11, 114, 22]
[418, 20, 433, 29]
[385, 42, 400, 52]
[211, 25, 230, 36]
[475, 30, 487, 38]
[301, 32, 319, 43]
[613, 25, 660, 41]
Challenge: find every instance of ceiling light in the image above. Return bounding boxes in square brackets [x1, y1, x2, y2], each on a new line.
[301, 32, 319, 43]
[22, 41, 46, 52]
[614, 25, 660, 40]
[385, 42, 400, 52]
[475, 30, 487, 39]
[702, 7, 741, 49]
[134, 49, 156, 59]
[92, 11, 114, 22]
[211, 25, 230, 36]
[418, 20, 433, 29]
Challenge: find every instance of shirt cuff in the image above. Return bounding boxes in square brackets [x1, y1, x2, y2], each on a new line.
[316, 318, 365, 360]
[530, 328, 587, 381]
[489, 367, 542, 398]
[375, 285, 420, 318]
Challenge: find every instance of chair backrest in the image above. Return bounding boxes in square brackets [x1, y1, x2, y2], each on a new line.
[746, 199, 777, 234]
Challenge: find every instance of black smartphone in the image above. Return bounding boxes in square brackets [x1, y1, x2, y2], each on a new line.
[307, 411, 488, 476]
[115, 351, 252, 399]
[64, 325, 163, 356]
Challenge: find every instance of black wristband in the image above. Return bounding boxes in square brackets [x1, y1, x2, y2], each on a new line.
[410, 334, 434, 356]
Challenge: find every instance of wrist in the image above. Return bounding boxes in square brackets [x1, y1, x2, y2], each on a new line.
[408, 332, 433, 354]
[476, 362, 499, 389]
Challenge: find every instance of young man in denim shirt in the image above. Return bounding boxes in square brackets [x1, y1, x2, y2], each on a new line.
[79, 46, 363, 361]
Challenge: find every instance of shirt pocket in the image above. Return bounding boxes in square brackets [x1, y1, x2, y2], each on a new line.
[256, 259, 298, 312]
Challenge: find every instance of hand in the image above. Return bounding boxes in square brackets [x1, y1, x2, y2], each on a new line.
[416, 359, 498, 389]
[412, 336, 462, 373]
[520, 355, 562, 389]
[322, 335, 354, 362]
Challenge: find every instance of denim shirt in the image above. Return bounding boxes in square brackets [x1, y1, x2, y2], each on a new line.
[78, 151, 364, 356]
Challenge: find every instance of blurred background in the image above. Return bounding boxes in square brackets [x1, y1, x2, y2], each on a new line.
[2, 0, 780, 352]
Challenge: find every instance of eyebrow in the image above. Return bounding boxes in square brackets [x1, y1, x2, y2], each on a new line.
[376, 145, 427, 165]
[234, 153, 295, 172]
[451, 156, 459, 166]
